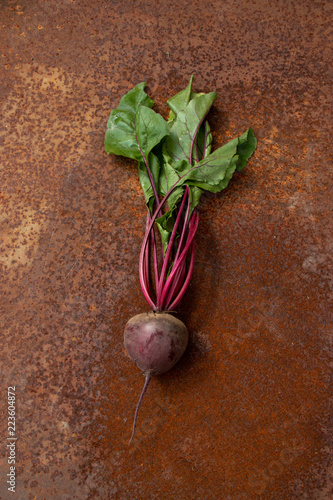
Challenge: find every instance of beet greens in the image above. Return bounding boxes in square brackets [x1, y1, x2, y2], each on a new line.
[105, 77, 256, 312]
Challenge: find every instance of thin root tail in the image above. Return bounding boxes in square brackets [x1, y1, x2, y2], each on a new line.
[128, 371, 152, 445]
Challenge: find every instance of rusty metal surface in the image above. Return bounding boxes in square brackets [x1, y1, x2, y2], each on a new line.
[0, 0, 332, 498]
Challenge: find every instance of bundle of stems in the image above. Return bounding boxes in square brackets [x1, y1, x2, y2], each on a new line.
[140, 183, 199, 312]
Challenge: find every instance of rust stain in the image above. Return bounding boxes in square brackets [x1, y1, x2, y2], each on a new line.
[0, 0, 332, 498]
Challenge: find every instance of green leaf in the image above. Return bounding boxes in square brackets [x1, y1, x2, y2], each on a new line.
[188, 157, 238, 193]
[236, 128, 257, 172]
[195, 120, 213, 162]
[105, 84, 169, 192]
[189, 185, 204, 211]
[166, 76, 210, 122]
[135, 106, 169, 159]
[159, 128, 256, 220]
[155, 210, 177, 254]
[159, 158, 181, 195]
[105, 108, 142, 160]
[163, 91, 218, 165]
[166, 185, 185, 213]
[113, 82, 154, 116]
[105, 82, 157, 160]
[138, 152, 161, 209]
[167, 76, 194, 118]
[181, 128, 256, 193]
[158, 157, 186, 213]
[135, 107, 169, 209]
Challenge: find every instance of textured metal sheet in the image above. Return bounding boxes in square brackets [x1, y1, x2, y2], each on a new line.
[0, 0, 332, 498]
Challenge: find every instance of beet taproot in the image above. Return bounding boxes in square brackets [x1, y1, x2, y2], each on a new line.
[124, 312, 188, 443]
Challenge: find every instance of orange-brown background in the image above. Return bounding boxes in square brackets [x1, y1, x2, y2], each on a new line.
[1, 0, 332, 498]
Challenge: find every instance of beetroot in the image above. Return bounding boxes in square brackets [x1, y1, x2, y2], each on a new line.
[124, 312, 188, 443]
[124, 312, 188, 375]
[105, 78, 256, 444]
